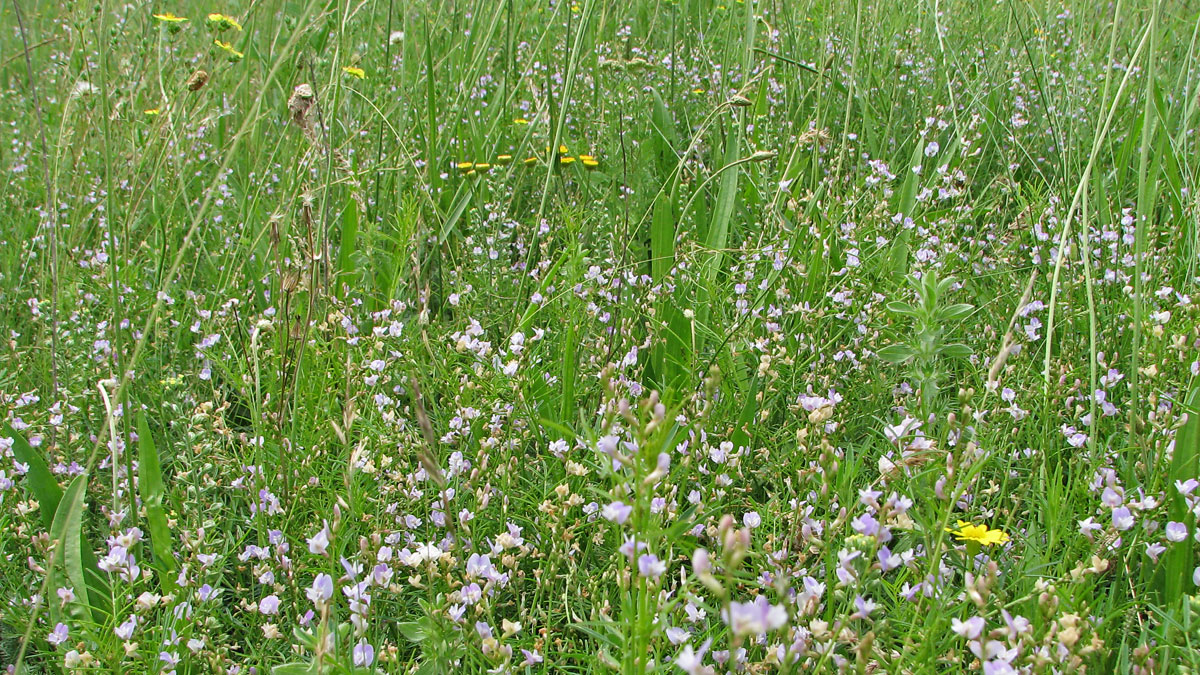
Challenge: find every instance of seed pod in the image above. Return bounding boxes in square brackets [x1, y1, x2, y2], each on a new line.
[186, 69, 209, 91]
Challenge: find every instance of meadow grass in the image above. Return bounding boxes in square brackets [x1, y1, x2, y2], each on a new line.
[1, 0, 1200, 672]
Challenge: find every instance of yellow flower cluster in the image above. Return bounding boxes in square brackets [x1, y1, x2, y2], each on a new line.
[458, 146, 600, 176]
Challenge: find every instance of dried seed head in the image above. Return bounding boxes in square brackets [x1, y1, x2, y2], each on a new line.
[186, 69, 210, 91]
[288, 83, 316, 127]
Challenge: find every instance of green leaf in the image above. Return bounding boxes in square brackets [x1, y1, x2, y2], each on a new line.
[885, 301, 919, 316]
[4, 423, 63, 532]
[940, 303, 975, 321]
[877, 344, 916, 364]
[938, 343, 973, 359]
[49, 476, 91, 620]
[398, 621, 429, 644]
[138, 413, 177, 584]
[1164, 388, 1200, 602]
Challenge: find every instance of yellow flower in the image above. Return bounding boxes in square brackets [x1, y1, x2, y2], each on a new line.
[154, 12, 187, 33]
[513, 117, 529, 125]
[456, 162, 474, 173]
[207, 13, 242, 32]
[144, 108, 161, 116]
[559, 156, 576, 166]
[579, 155, 599, 170]
[474, 163, 491, 172]
[342, 66, 365, 80]
[558, 144, 569, 155]
[496, 154, 513, 165]
[523, 156, 538, 167]
[946, 521, 1009, 547]
[213, 39, 244, 62]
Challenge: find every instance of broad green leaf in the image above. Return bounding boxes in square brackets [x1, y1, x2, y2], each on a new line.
[877, 344, 916, 364]
[49, 475, 91, 620]
[138, 413, 177, 583]
[1164, 388, 1200, 602]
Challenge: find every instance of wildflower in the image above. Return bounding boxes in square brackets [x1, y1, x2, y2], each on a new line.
[456, 162, 474, 173]
[513, 117, 529, 125]
[675, 638, 715, 675]
[213, 39, 244, 62]
[342, 66, 365, 79]
[144, 108, 161, 116]
[579, 154, 599, 169]
[523, 156, 538, 166]
[521, 649, 543, 666]
[153, 12, 188, 33]
[1112, 506, 1135, 531]
[47, 623, 69, 646]
[259, 594, 280, 615]
[559, 155, 577, 166]
[496, 154, 513, 165]
[638, 553, 666, 579]
[601, 501, 632, 524]
[951, 616, 985, 639]
[723, 596, 787, 637]
[946, 521, 1010, 547]
[115, 615, 138, 641]
[474, 163, 491, 172]
[207, 13, 242, 31]
[666, 627, 690, 644]
[307, 522, 331, 555]
[353, 639, 375, 667]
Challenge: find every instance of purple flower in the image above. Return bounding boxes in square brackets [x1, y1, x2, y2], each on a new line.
[307, 573, 334, 607]
[1112, 506, 1135, 531]
[47, 623, 68, 646]
[666, 626, 690, 645]
[1146, 542, 1166, 563]
[675, 638, 713, 675]
[951, 616, 984, 639]
[743, 511, 761, 528]
[602, 501, 633, 524]
[308, 522, 331, 555]
[877, 546, 904, 571]
[638, 553, 666, 579]
[724, 596, 787, 637]
[851, 512, 879, 537]
[115, 615, 138, 641]
[1166, 521, 1188, 542]
[521, 649, 544, 666]
[259, 594, 280, 615]
[353, 638, 375, 667]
